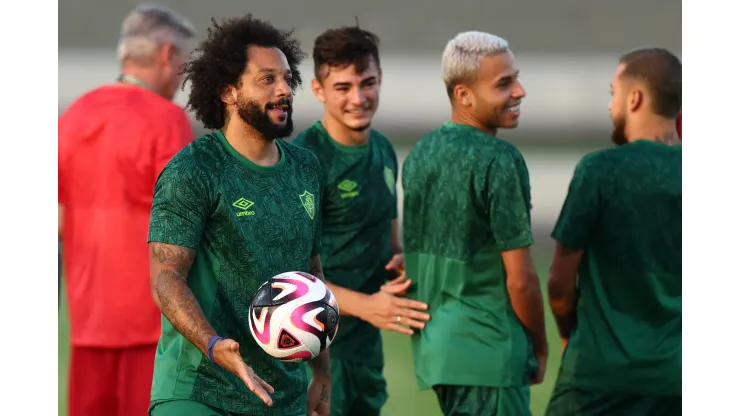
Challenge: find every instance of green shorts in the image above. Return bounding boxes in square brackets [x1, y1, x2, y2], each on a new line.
[545, 384, 682, 416]
[149, 399, 304, 416]
[432, 385, 531, 416]
[306, 359, 387, 416]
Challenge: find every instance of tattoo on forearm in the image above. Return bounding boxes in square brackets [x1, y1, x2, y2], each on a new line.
[655, 131, 680, 145]
[152, 243, 216, 353]
[320, 384, 329, 402]
[309, 255, 325, 282]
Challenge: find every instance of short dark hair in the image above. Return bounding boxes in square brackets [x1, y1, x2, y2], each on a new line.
[619, 47, 681, 119]
[182, 15, 306, 129]
[313, 26, 380, 81]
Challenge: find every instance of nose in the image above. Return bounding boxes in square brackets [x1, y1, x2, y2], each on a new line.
[512, 80, 526, 99]
[275, 77, 291, 98]
[349, 87, 366, 107]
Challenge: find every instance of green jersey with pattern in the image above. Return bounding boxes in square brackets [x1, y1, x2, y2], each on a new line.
[402, 122, 537, 390]
[291, 121, 398, 367]
[147, 131, 323, 415]
[552, 140, 682, 396]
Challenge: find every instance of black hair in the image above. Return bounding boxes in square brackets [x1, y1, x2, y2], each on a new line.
[182, 14, 306, 129]
[313, 24, 380, 81]
[619, 47, 682, 118]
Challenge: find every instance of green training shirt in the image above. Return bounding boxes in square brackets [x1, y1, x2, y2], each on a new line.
[402, 122, 538, 390]
[552, 140, 682, 396]
[148, 131, 323, 415]
[292, 121, 398, 367]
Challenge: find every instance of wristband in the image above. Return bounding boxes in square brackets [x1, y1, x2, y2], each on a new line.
[207, 336, 224, 361]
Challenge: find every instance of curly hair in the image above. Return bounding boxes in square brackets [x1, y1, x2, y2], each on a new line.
[182, 15, 306, 129]
[313, 25, 380, 81]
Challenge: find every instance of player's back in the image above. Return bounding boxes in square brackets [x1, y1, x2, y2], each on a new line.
[58, 84, 192, 347]
[555, 140, 681, 395]
[403, 122, 536, 389]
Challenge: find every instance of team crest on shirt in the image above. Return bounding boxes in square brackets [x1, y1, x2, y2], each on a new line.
[384, 167, 395, 195]
[299, 190, 315, 220]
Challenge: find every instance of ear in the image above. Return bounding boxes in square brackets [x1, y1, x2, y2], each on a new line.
[159, 43, 176, 66]
[628, 88, 643, 112]
[220, 84, 238, 106]
[311, 78, 326, 103]
[453, 84, 473, 107]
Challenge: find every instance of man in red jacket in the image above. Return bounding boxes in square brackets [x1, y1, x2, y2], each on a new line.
[58, 5, 195, 415]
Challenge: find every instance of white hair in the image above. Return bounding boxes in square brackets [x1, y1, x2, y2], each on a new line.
[116, 4, 195, 65]
[442, 31, 510, 93]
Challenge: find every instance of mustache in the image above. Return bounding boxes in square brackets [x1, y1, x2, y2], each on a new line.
[265, 98, 292, 111]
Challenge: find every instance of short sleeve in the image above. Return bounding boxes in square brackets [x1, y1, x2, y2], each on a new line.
[487, 152, 534, 251]
[154, 110, 195, 181]
[148, 156, 212, 249]
[551, 156, 600, 249]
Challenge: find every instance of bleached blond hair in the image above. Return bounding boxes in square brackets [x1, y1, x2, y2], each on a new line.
[442, 31, 510, 96]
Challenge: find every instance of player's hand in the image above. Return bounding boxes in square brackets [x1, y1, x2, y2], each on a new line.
[361, 290, 430, 335]
[385, 253, 406, 281]
[306, 374, 331, 416]
[530, 353, 548, 385]
[212, 338, 275, 406]
[381, 275, 412, 296]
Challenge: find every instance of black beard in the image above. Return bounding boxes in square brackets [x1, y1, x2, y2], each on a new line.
[237, 97, 294, 140]
[611, 115, 628, 146]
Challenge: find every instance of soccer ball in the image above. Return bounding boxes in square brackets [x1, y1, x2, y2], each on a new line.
[248, 271, 340, 363]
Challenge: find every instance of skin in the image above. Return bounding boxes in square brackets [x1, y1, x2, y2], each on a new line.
[608, 63, 681, 146]
[310, 60, 431, 336]
[449, 50, 548, 384]
[550, 61, 681, 352]
[150, 46, 331, 412]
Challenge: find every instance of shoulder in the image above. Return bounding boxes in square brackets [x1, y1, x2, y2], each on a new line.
[161, 133, 224, 179]
[290, 124, 322, 149]
[281, 139, 322, 173]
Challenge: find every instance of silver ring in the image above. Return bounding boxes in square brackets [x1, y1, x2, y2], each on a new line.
[396, 316, 401, 324]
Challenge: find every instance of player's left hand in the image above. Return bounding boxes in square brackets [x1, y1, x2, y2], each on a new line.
[306, 375, 331, 416]
[385, 253, 405, 280]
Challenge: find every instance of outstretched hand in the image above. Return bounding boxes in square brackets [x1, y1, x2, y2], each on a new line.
[212, 339, 275, 406]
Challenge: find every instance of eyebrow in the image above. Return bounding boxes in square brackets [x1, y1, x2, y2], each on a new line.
[258, 68, 292, 75]
[333, 75, 378, 88]
[495, 70, 520, 83]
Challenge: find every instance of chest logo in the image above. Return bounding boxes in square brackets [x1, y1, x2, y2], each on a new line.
[337, 179, 360, 199]
[232, 197, 255, 217]
[384, 166, 396, 195]
[299, 190, 316, 220]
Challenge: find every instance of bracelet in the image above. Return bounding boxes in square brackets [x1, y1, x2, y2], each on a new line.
[207, 336, 224, 361]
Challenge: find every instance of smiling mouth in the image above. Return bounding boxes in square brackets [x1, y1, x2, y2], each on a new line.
[506, 105, 520, 113]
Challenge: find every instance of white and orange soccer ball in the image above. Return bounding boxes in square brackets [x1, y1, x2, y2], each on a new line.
[248, 271, 340, 363]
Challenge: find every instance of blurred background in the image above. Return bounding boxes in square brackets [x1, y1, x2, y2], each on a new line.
[58, 1, 681, 415]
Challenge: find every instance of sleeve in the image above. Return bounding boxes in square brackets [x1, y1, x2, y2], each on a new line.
[154, 109, 195, 182]
[148, 156, 212, 249]
[486, 151, 534, 251]
[551, 156, 600, 249]
[311, 161, 324, 257]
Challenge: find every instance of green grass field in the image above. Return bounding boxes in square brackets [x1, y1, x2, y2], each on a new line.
[58, 261, 562, 416]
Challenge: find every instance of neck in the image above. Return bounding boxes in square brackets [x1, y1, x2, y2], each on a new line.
[322, 115, 371, 146]
[627, 117, 680, 145]
[221, 114, 281, 167]
[450, 109, 497, 136]
[120, 65, 166, 99]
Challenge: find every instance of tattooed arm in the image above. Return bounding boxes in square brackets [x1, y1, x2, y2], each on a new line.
[548, 243, 583, 343]
[150, 242, 218, 355]
[307, 254, 331, 376]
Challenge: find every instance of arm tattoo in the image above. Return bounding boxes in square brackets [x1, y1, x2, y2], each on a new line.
[320, 384, 329, 402]
[308, 254, 326, 282]
[151, 243, 217, 354]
